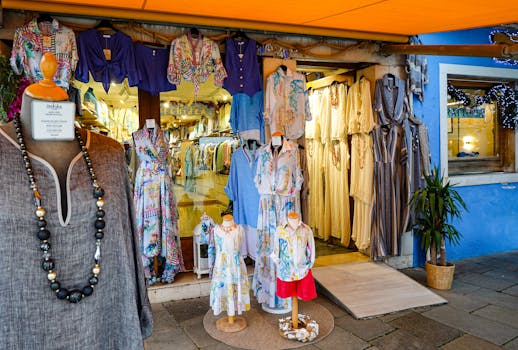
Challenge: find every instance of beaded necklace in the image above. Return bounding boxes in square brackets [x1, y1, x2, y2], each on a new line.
[13, 113, 105, 303]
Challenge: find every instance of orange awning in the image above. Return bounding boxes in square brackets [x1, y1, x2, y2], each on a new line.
[3, 0, 518, 42]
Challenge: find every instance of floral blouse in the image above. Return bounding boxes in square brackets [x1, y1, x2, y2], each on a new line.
[167, 33, 227, 98]
[264, 66, 311, 139]
[10, 18, 78, 89]
[254, 138, 303, 196]
[271, 221, 315, 281]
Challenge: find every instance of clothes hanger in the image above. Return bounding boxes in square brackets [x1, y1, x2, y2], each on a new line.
[94, 19, 118, 33]
[231, 31, 249, 40]
[189, 27, 200, 37]
[37, 14, 53, 24]
[279, 65, 288, 72]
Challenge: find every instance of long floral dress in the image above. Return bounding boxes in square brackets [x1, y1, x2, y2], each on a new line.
[133, 127, 184, 283]
[253, 138, 303, 309]
[210, 223, 250, 316]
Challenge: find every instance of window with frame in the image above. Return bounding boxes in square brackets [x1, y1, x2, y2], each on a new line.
[439, 64, 518, 186]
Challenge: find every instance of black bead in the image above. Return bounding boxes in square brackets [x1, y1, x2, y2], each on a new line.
[93, 187, 105, 199]
[95, 231, 104, 240]
[50, 281, 60, 291]
[42, 259, 55, 271]
[94, 219, 105, 230]
[82, 286, 94, 296]
[68, 290, 83, 303]
[89, 276, 98, 285]
[96, 209, 105, 218]
[40, 242, 50, 251]
[37, 229, 51, 240]
[37, 219, 47, 228]
[56, 288, 69, 300]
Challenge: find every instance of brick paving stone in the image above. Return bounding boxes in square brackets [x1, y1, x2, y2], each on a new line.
[314, 325, 370, 350]
[312, 295, 349, 318]
[144, 328, 197, 350]
[152, 309, 180, 332]
[504, 337, 518, 350]
[163, 297, 211, 323]
[184, 319, 220, 348]
[400, 268, 427, 285]
[389, 311, 462, 347]
[448, 279, 482, 295]
[422, 304, 517, 345]
[456, 272, 516, 291]
[441, 334, 502, 350]
[472, 304, 518, 329]
[378, 310, 413, 323]
[370, 329, 436, 350]
[334, 315, 394, 341]
[502, 285, 518, 297]
[482, 269, 518, 282]
[433, 290, 489, 312]
[453, 260, 495, 275]
[466, 287, 518, 311]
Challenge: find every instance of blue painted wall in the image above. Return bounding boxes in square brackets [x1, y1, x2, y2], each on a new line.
[412, 27, 518, 265]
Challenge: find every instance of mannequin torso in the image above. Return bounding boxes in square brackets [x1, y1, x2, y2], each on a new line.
[0, 93, 83, 216]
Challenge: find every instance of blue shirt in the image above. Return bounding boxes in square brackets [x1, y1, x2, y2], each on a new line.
[229, 91, 264, 143]
[224, 147, 260, 228]
[223, 38, 262, 96]
[75, 29, 140, 92]
[135, 43, 176, 96]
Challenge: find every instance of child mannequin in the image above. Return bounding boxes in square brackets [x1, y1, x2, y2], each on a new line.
[210, 214, 250, 332]
[272, 212, 317, 329]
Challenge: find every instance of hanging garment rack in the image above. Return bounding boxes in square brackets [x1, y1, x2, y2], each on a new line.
[306, 73, 354, 90]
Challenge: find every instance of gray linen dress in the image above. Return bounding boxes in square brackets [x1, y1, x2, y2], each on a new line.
[0, 128, 152, 349]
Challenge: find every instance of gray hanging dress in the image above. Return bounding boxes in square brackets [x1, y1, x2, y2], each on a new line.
[372, 74, 409, 258]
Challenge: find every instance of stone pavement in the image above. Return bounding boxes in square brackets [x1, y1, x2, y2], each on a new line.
[145, 250, 518, 350]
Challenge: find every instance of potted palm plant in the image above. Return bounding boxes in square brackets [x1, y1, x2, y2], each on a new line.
[410, 166, 467, 290]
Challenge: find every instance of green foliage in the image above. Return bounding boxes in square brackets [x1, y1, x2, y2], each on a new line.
[410, 166, 467, 266]
[0, 55, 20, 123]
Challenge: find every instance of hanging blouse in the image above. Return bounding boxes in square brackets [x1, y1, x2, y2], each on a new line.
[75, 29, 140, 93]
[135, 43, 177, 96]
[346, 77, 375, 134]
[10, 18, 78, 89]
[229, 91, 264, 142]
[224, 146, 260, 228]
[223, 38, 262, 96]
[271, 221, 315, 282]
[264, 66, 311, 139]
[254, 138, 303, 196]
[167, 33, 227, 98]
[374, 74, 406, 126]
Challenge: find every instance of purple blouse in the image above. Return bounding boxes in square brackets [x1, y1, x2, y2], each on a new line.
[75, 29, 140, 92]
[135, 43, 176, 96]
[223, 38, 262, 96]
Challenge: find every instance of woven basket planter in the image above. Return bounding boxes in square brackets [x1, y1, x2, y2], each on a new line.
[425, 261, 455, 290]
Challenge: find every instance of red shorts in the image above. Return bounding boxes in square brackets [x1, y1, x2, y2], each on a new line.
[276, 269, 317, 301]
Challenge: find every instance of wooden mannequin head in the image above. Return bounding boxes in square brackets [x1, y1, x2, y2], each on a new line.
[25, 52, 68, 101]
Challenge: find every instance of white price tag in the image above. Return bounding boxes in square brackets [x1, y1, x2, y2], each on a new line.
[272, 135, 282, 146]
[146, 118, 156, 129]
[31, 101, 75, 140]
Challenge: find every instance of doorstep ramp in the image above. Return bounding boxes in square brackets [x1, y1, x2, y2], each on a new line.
[313, 261, 447, 319]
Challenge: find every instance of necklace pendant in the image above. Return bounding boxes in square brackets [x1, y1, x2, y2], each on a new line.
[94, 245, 101, 261]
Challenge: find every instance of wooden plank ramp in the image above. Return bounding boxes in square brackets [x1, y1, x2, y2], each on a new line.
[313, 262, 447, 319]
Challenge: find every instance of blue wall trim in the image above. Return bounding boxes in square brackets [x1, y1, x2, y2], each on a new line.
[412, 27, 518, 265]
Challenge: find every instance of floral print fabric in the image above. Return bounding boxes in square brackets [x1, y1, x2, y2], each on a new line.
[167, 33, 227, 98]
[264, 66, 311, 139]
[10, 19, 78, 89]
[133, 127, 184, 283]
[253, 138, 303, 308]
[271, 221, 315, 282]
[210, 223, 251, 316]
